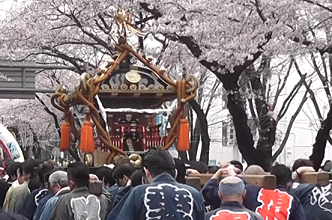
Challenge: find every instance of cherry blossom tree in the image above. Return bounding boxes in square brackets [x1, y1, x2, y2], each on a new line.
[0, 69, 80, 160]
[282, 0, 332, 170]
[1, 0, 332, 169]
[134, 0, 332, 170]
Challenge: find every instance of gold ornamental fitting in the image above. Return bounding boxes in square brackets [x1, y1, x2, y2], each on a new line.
[125, 70, 141, 84]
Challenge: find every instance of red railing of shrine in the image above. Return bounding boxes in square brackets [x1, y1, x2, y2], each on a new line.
[109, 124, 167, 151]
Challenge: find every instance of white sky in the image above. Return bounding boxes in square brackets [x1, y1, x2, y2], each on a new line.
[0, 1, 12, 19]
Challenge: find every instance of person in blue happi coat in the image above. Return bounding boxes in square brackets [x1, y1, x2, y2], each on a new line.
[289, 158, 332, 220]
[202, 164, 305, 220]
[108, 147, 205, 220]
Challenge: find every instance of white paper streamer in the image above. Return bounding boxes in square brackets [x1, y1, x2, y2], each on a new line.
[102, 100, 177, 114]
[95, 95, 109, 132]
[103, 108, 173, 114]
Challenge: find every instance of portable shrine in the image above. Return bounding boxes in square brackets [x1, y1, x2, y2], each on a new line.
[50, 11, 198, 166]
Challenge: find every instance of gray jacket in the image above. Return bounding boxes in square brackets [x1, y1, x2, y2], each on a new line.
[49, 187, 111, 220]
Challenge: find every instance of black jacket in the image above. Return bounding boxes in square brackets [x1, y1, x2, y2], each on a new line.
[0, 208, 27, 220]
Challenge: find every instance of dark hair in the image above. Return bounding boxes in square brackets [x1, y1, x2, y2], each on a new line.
[38, 162, 56, 184]
[188, 161, 208, 174]
[6, 162, 21, 178]
[22, 159, 36, 176]
[28, 176, 42, 191]
[95, 167, 116, 187]
[229, 160, 244, 172]
[131, 168, 145, 187]
[142, 147, 175, 177]
[113, 163, 135, 181]
[174, 159, 186, 184]
[4, 160, 15, 170]
[67, 162, 90, 188]
[271, 163, 292, 186]
[292, 159, 313, 171]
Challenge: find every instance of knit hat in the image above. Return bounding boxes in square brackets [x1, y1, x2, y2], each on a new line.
[219, 176, 245, 196]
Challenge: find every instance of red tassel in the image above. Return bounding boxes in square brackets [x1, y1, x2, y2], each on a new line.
[177, 119, 190, 151]
[60, 121, 71, 151]
[79, 120, 95, 154]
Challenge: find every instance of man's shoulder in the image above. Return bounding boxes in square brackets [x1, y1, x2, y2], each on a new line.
[31, 188, 42, 194]
[11, 184, 25, 195]
[15, 183, 28, 191]
[206, 207, 262, 219]
[46, 196, 57, 205]
[57, 192, 72, 202]
[291, 182, 315, 191]
[175, 182, 201, 194]
[129, 184, 147, 194]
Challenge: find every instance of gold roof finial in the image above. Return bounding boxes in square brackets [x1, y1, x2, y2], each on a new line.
[114, 9, 145, 38]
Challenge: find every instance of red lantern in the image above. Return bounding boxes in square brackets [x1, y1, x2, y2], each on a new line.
[60, 121, 71, 151]
[176, 119, 189, 151]
[79, 119, 95, 154]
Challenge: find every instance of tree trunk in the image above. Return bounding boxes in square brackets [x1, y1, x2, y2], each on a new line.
[189, 99, 211, 164]
[310, 108, 332, 171]
[224, 73, 273, 171]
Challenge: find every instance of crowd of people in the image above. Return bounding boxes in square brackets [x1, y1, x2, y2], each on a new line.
[0, 147, 331, 220]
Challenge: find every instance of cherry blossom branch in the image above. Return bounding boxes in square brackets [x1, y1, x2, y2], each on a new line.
[302, 0, 332, 13]
[253, 0, 267, 23]
[139, 2, 162, 20]
[40, 47, 85, 73]
[57, 7, 111, 52]
[292, 34, 332, 55]
[151, 34, 169, 65]
[97, 13, 113, 32]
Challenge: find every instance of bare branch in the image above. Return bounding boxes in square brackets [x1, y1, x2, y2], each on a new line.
[272, 59, 293, 110]
[35, 94, 80, 161]
[205, 80, 221, 115]
[272, 81, 311, 161]
[310, 53, 332, 104]
[277, 75, 305, 121]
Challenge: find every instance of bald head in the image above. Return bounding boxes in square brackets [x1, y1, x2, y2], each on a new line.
[244, 165, 266, 175]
